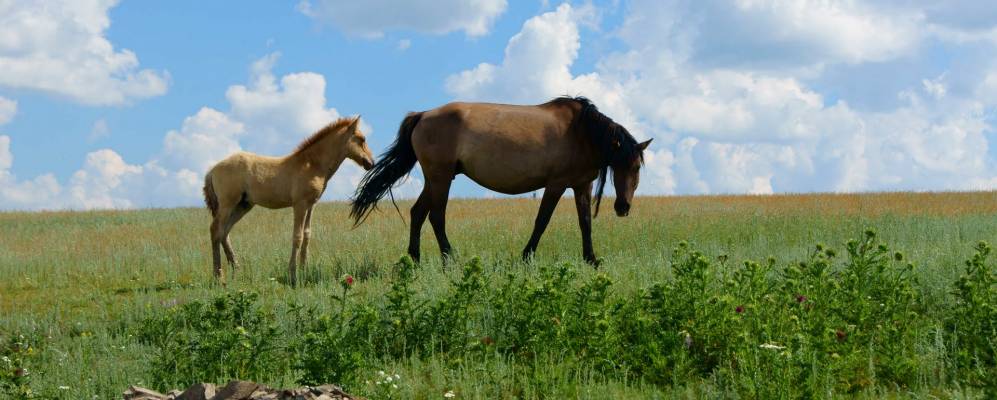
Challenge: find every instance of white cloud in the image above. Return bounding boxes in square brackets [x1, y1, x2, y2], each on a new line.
[0, 96, 15, 125]
[0, 54, 374, 210]
[298, 0, 507, 38]
[88, 118, 110, 142]
[0, 0, 169, 106]
[444, 1, 997, 197]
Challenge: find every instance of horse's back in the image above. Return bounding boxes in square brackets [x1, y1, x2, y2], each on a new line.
[412, 101, 584, 193]
[207, 152, 289, 207]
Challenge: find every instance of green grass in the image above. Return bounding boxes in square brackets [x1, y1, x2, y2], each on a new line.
[1, 192, 996, 399]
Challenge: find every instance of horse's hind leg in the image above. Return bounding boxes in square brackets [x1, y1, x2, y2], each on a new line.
[425, 173, 454, 261]
[408, 189, 430, 262]
[210, 204, 235, 282]
[222, 201, 253, 277]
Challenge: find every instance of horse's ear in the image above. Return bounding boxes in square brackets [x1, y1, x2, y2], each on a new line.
[638, 138, 652, 151]
[349, 115, 361, 130]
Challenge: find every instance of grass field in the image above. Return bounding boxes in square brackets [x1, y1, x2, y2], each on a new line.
[2, 192, 996, 399]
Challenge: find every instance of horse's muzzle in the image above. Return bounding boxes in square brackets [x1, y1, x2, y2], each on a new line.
[362, 158, 374, 171]
[615, 200, 630, 217]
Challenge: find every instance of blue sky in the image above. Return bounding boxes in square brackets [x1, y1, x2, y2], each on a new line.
[1, 0, 997, 210]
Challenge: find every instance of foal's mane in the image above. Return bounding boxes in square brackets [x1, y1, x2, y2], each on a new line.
[551, 96, 643, 217]
[291, 117, 355, 156]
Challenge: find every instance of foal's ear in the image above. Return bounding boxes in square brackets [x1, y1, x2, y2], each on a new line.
[638, 138, 653, 151]
[349, 115, 361, 130]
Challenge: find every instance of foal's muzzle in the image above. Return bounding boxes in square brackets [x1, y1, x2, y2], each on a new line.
[362, 158, 374, 171]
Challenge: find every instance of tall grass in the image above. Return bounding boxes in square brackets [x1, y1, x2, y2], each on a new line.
[1, 191, 995, 398]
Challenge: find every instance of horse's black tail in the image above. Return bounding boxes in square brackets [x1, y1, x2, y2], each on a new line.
[350, 111, 423, 225]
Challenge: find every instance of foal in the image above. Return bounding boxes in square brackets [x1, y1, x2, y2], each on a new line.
[203, 117, 374, 286]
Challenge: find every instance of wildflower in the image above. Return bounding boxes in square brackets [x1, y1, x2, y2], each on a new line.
[681, 331, 693, 349]
[392, 384, 398, 389]
[481, 336, 495, 346]
[394, 374, 400, 380]
[59, 386, 70, 390]
[796, 294, 807, 303]
[341, 274, 355, 289]
[835, 329, 847, 342]
[14, 368, 27, 377]
[444, 390, 456, 398]
[735, 305, 745, 314]
[759, 343, 785, 350]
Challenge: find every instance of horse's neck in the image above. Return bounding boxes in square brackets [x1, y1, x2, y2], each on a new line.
[287, 141, 346, 178]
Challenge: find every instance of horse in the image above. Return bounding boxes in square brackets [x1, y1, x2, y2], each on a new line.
[202, 116, 374, 285]
[350, 97, 650, 265]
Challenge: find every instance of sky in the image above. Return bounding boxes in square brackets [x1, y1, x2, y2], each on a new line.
[1, 0, 997, 210]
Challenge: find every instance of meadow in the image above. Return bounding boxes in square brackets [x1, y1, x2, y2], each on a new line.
[1, 192, 996, 399]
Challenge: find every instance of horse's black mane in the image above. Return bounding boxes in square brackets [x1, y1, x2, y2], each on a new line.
[552, 96, 643, 217]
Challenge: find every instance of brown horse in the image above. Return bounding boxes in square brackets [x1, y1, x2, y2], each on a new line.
[350, 97, 650, 265]
[203, 116, 374, 285]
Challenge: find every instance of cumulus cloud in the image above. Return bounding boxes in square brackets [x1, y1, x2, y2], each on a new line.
[298, 0, 507, 37]
[446, 1, 997, 196]
[0, 96, 15, 125]
[0, 0, 168, 105]
[0, 54, 379, 210]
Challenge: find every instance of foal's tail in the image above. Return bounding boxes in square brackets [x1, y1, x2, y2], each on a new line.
[350, 111, 423, 225]
[203, 172, 219, 218]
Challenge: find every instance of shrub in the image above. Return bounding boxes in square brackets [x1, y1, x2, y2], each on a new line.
[136, 291, 288, 390]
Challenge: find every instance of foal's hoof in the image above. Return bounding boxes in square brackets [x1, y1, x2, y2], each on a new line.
[584, 255, 601, 268]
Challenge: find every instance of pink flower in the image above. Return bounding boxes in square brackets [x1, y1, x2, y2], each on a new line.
[796, 294, 807, 303]
[345, 275, 354, 286]
[735, 305, 745, 314]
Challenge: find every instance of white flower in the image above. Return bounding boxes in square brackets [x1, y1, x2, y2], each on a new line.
[394, 374, 401, 380]
[59, 386, 70, 390]
[444, 390, 456, 398]
[385, 376, 393, 382]
[378, 370, 386, 376]
[392, 384, 398, 389]
[759, 343, 785, 350]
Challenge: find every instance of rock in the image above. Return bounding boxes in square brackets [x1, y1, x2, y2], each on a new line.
[177, 383, 217, 400]
[212, 380, 259, 400]
[127, 381, 357, 400]
[123, 386, 168, 400]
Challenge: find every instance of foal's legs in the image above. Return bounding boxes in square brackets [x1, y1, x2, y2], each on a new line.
[425, 174, 454, 261]
[210, 204, 236, 282]
[221, 202, 253, 277]
[408, 190, 431, 262]
[521, 186, 566, 261]
[572, 182, 598, 266]
[287, 202, 310, 287]
[298, 205, 314, 268]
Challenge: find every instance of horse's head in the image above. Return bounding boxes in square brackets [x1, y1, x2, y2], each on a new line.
[612, 138, 652, 217]
[345, 116, 375, 170]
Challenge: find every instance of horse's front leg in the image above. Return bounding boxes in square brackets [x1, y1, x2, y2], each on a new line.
[288, 203, 309, 287]
[572, 183, 598, 267]
[298, 205, 314, 269]
[521, 186, 566, 262]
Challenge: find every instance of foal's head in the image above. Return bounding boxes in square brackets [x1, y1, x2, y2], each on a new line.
[343, 117, 375, 170]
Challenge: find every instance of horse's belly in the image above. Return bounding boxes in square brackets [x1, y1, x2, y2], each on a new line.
[460, 158, 547, 194]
